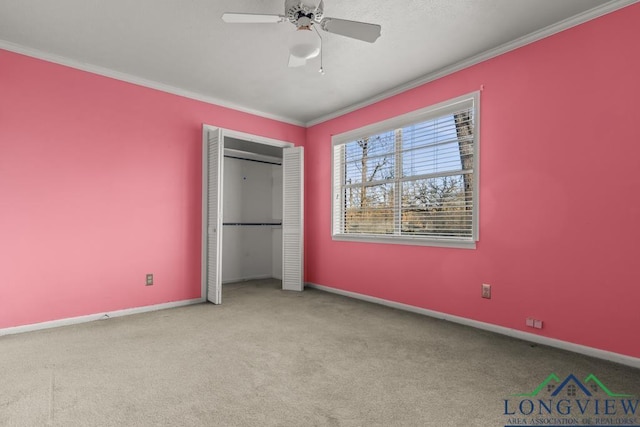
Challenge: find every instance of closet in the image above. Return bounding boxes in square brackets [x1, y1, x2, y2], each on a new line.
[202, 126, 303, 304]
[221, 138, 283, 284]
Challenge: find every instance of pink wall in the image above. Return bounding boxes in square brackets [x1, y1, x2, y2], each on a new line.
[305, 4, 640, 358]
[0, 50, 305, 329]
[2, 5, 638, 360]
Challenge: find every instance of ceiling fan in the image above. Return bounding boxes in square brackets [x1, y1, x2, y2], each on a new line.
[222, 0, 382, 68]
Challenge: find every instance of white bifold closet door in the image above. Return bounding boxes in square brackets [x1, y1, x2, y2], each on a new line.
[282, 146, 304, 291]
[203, 126, 304, 304]
[204, 127, 223, 304]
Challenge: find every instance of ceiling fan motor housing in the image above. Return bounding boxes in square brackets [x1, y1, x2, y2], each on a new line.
[285, 0, 324, 27]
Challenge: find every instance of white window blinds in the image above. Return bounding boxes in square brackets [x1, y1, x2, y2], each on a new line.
[332, 93, 479, 247]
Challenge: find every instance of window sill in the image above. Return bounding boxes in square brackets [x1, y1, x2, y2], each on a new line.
[332, 233, 477, 249]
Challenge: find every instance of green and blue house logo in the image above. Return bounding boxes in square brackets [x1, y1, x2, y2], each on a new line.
[503, 373, 638, 426]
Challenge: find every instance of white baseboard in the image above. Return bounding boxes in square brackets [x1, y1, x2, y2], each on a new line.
[306, 283, 640, 370]
[0, 298, 204, 337]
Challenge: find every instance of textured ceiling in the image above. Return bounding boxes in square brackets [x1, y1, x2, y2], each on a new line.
[0, 0, 629, 125]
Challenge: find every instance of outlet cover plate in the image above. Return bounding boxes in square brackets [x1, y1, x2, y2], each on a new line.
[146, 274, 153, 286]
[481, 283, 491, 299]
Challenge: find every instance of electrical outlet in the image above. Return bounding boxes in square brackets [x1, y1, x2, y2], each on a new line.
[146, 274, 153, 286]
[481, 283, 491, 299]
[526, 318, 543, 329]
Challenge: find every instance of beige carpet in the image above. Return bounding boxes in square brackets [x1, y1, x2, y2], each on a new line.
[1, 279, 639, 426]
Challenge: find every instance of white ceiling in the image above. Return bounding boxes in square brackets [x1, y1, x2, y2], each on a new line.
[0, 0, 632, 125]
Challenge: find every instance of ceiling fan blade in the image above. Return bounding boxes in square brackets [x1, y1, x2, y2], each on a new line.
[320, 18, 381, 43]
[221, 13, 284, 24]
[288, 54, 307, 68]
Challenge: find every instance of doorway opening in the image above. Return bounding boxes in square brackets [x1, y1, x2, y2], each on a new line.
[221, 137, 283, 290]
[202, 126, 304, 304]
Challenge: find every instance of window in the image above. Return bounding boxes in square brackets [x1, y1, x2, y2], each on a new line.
[332, 93, 479, 248]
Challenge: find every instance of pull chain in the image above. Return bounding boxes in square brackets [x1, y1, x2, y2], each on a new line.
[314, 26, 325, 74]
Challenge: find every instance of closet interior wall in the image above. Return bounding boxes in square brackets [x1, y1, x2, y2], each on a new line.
[221, 143, 283, 284]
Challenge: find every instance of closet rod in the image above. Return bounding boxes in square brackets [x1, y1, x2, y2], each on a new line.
[223, 222, 282, 226]
[223, 155, 281, 166]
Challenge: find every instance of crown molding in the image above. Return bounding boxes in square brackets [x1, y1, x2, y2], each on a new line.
[0, 40, 306, 127]
[305, 0, 639, 127]
[2, 0, 636, 129]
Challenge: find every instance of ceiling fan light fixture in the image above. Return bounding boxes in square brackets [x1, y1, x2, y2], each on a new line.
[222, 0, 380, 69]
[288, 27, 320, 60]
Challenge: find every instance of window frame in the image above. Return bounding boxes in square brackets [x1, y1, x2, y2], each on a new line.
[331, 92, 480, 249]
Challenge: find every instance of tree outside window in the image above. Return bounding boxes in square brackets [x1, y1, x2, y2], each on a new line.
[332, 93, 479, 248]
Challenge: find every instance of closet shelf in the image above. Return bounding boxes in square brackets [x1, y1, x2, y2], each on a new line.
[223, 222, 282, 226]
